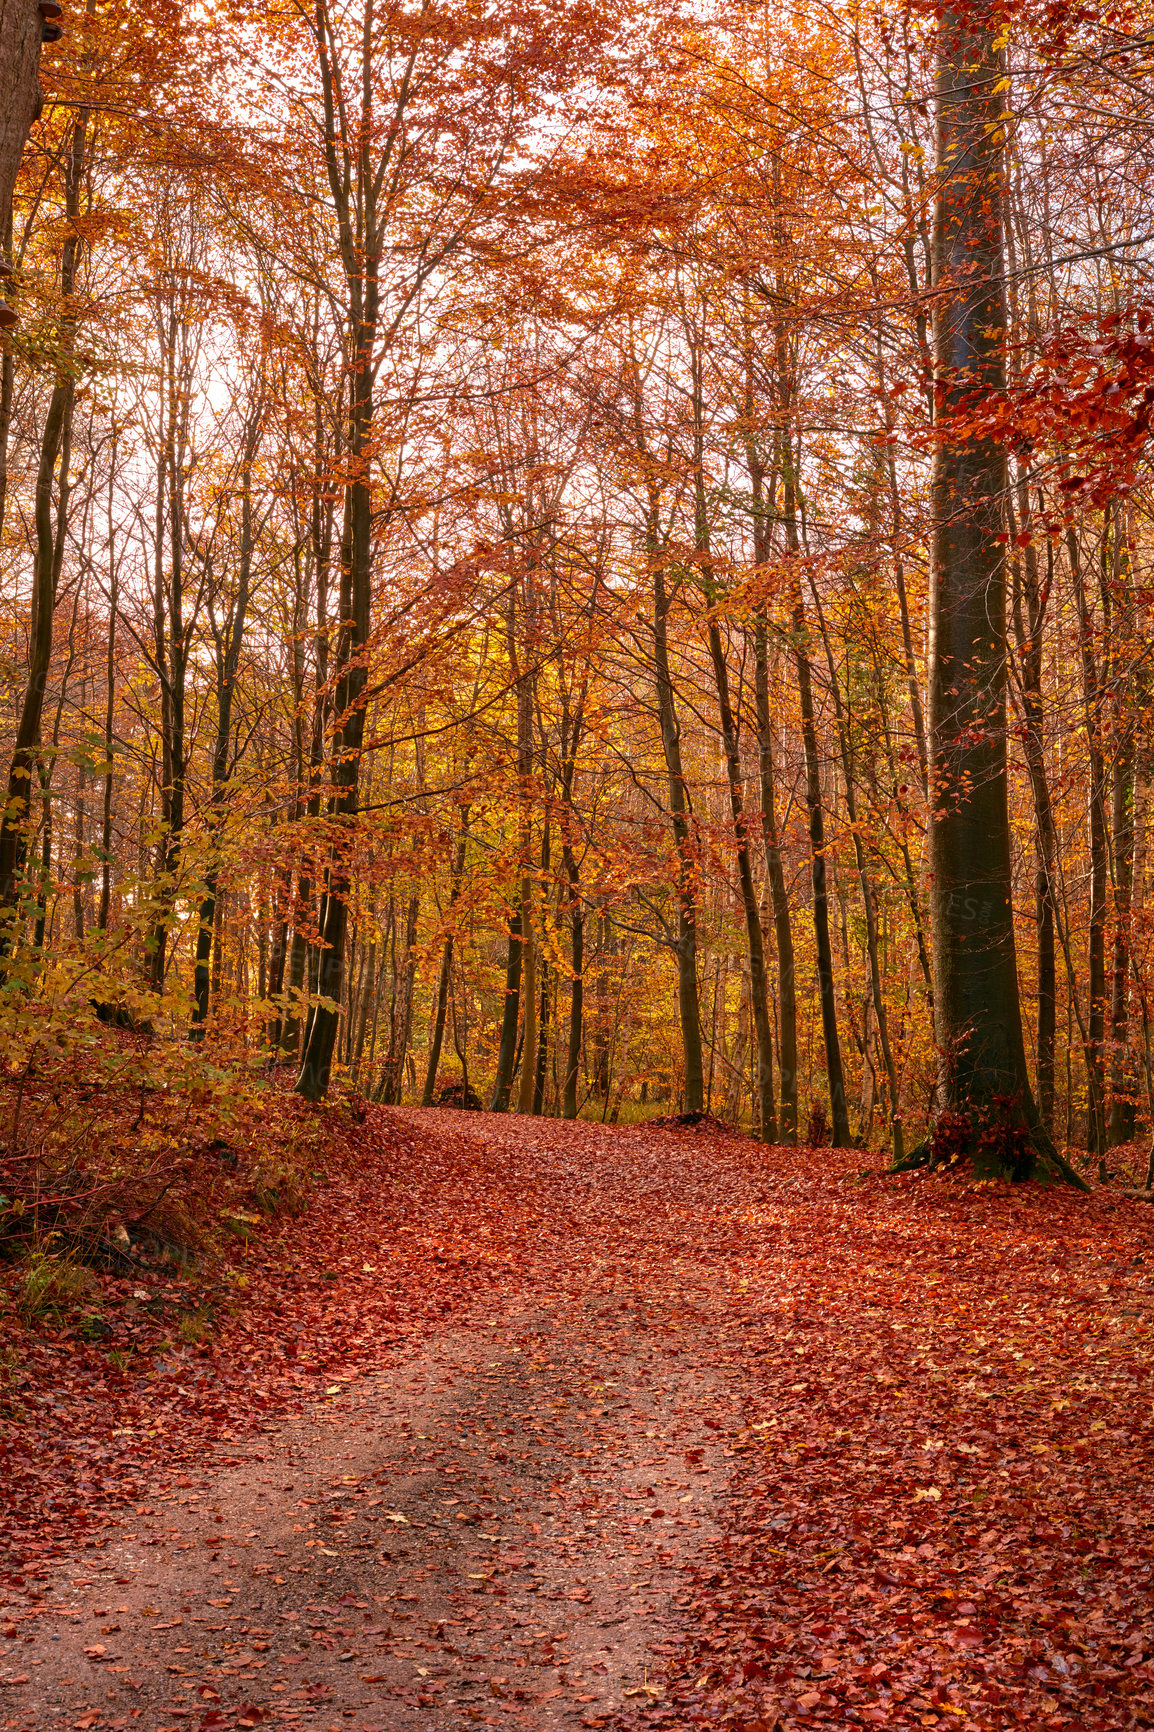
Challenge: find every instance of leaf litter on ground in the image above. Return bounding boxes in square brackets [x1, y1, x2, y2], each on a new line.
[0, 1104, 1149, 1732]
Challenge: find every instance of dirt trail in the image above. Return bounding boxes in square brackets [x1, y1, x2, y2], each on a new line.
[1, 1112, 748, 1732]
[4, 1109, 1154, 1732]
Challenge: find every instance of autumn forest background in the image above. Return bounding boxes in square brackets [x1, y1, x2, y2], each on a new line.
[4, 0, 1154, 1180]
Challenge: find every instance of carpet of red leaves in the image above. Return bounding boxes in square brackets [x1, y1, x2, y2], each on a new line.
[0, 1097, 533, 1585]
[1, 1105, 1152, 1732]
[649, 1151, 1154, 1732]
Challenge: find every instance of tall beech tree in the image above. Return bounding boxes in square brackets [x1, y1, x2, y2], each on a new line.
[924, 2, 1086, 1185]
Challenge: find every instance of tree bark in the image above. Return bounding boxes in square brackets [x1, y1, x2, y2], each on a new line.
[0, 0, 42, 289]
[783, 505, 850, 1146]
[652, 543, 705, 1113]
[192, 401, 260, 1031]
[927, 5, 1086, 1186]
[808, 575, 904, 1161]
[690, 329, 776, 1140]
[490, 583, 534, 1112]
[743, 392, 799, 1143]
[1009, 491, 1057, 1130]
[422, 801, 469, 1105]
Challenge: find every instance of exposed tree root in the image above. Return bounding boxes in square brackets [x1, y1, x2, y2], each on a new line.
[889, 1104, 1091, 1192]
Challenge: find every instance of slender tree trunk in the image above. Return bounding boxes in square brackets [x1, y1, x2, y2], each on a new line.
[296, 24, 381, 1099]
[351, 938, 376, 1081]
[191, 409, 260, 1032]
[377, 893, 419, 1103]
[1107, 509, 1136, 1146]
[515, 874, 537, 1114]
[0, 383, 70, 911]
[422, 803, 469, 1105]
[1008, 485, 1058, 1128]
[626, 334, 705, 1114]
[490, 903, 523, 1112]
[0, 88, 88, 914]
[72, 674, 86, 938]
[0, 343, 12, 546]
[98, 450, 118, 931]
[533, 953, 550, 1116]
[652, 545, 705, 1112]
[527, 825, 551, 1116]
[770, 260, 850, 1145]
[1066, 525, 1108, 1160]
[490, 587, 534, 1112]
[266, 890, 289, 1047]
[563, 844, 584, 1120]
[148, 280, 197, 993]
[689, 334, 776, 1138]
[724, 964, 752, 1125]
[786, 534, 850, 1144]
[31, 760, 51, 950]
[1109, 738, 1136, 1145]
[808, 576, 904, 1161]
[753, 627, 797, 1143]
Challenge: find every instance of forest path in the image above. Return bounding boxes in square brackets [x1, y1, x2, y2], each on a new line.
[0, 1111, 753, 1732]
[4, 1110, 1154, 1732]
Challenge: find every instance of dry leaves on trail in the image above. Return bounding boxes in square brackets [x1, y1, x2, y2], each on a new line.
[623, 1154, 1154, 1732]
[1, 1107, 1152, 1732]
[0, 1100, 536, 1586]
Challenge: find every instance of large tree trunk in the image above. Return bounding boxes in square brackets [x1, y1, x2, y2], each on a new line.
[0, 0, 42, 305]
[927, 4, 1085, 1186]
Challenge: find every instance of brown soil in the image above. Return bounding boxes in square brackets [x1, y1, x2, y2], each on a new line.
[0, 1111, 743, 1732]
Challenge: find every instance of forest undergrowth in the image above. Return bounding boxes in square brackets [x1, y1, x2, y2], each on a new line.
[0, 1100, 1150, 1730]
[0, 1088, 531, 1574]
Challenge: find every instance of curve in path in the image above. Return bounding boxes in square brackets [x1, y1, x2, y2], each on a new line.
[4, 1108, 1154, 1732]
